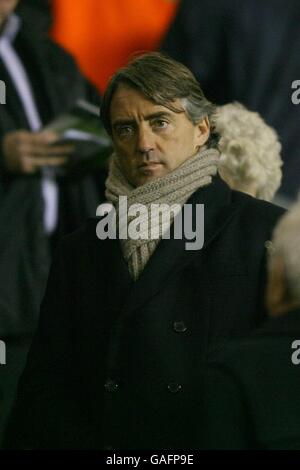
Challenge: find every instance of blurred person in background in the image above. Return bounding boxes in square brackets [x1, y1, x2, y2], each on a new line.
[216, 102, 283, 202]
[0, 0, 106, 446]
[161, 0, 300, 203]
[198, 200, 300, 449]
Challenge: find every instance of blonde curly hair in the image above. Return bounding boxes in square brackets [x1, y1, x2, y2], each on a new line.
[216, 102, 283, 201]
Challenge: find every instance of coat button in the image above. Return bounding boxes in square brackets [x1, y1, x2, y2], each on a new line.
[167, 382, 182, 393]
[173, 321, 188, 333]
[264, 240, 273, 250]
[104, 379, 119, 392]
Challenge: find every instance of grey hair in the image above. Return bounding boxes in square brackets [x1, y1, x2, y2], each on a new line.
[268, 199, 300, 303]
[181, 97, 218, 138]
[216, 102, 283, 201]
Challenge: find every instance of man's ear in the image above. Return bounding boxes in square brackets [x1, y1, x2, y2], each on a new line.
[266, 255, 290, 317]
[195, 117, 210, 147]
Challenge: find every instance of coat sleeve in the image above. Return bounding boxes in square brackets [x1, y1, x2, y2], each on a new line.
[3, 235, 96, 449]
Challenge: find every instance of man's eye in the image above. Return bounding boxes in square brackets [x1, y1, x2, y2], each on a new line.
[116, 126, 134, 137]
[152, 119, 168, 129]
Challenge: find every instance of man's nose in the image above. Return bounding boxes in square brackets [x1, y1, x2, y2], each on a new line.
[137, 125, 155, 156]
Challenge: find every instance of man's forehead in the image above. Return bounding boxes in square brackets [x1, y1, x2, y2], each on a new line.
[110, 85, 183, 119]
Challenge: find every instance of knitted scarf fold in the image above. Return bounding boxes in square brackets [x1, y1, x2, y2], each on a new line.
[105, 147, 219, 280]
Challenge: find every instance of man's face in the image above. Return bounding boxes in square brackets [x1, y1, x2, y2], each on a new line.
[0, 0, 18, 28]
[110, 85, 210, 187]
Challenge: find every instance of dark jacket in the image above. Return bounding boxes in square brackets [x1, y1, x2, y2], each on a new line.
[161, 0, 300, 200]
[4, 177, 284, 449]
[0, 15, 106, 338]
[198, 308, 300, 449]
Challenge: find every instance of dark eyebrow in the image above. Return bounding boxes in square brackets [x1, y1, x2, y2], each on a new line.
[112, 111, 174, 130]
[112, 119, 136, 130]
[144, 111, 174, 121]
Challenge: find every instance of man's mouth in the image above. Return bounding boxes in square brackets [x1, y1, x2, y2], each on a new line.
[139, 162, 163, 173]
[140, 162, 162, 167]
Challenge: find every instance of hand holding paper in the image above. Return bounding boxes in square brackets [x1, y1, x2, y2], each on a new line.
[2, 129, 75, 174]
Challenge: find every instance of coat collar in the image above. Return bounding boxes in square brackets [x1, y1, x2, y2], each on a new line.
[92, 175, 242, 316]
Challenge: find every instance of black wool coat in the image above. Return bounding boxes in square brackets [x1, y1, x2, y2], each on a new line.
[4, 177, 285, 449]
[198, 308, 300, 449]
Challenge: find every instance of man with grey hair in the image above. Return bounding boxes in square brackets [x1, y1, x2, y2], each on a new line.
[5, 53, 284, 449]
[197, 201, 300, 449]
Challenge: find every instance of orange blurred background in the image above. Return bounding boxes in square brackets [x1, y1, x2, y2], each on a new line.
[51, 0, 179, 93]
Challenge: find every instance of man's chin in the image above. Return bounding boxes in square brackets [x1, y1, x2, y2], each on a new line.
[135, 168, 168, 187]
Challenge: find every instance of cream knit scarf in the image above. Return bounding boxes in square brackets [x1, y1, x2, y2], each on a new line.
[105, 147, 219, 280]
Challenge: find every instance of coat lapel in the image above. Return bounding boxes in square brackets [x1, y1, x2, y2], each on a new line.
[19, 24, 61, 117]
[121, 176, 241, 316]
[90, 230, 133, 311]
